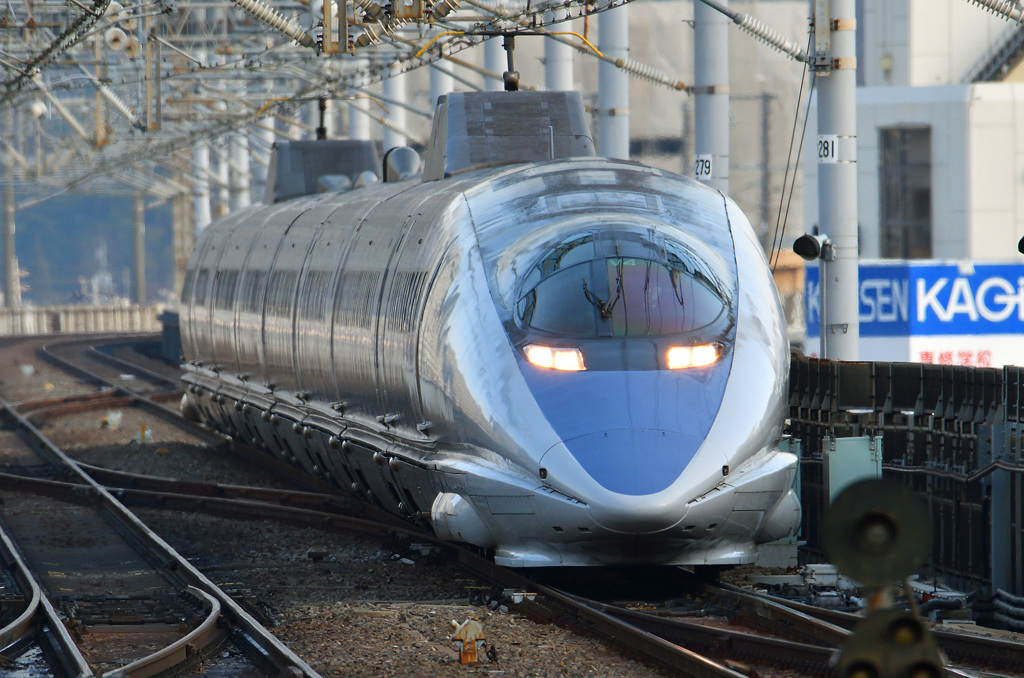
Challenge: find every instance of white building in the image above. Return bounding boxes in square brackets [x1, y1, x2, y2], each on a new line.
[801, 0, 1024, 364]
[803, 0, 1024, 260]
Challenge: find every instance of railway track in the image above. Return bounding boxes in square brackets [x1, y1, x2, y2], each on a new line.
[0, 390, 320, 677]
[7, 333, 1024, 677]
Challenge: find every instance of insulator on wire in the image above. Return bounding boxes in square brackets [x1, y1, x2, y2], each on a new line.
[228, 0, 315, 47]
[431, 0, 460, 19]
[965, 0, 1024, 22]
[353, 0, 384, 21]
[733, 12, 807, 62]
[614, 58, 687, 91]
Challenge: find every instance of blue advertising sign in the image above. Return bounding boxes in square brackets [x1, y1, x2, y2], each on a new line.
[805, 262, 1024, 337]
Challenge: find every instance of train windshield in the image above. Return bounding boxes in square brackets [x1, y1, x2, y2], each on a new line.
[515, 231, 729, 337]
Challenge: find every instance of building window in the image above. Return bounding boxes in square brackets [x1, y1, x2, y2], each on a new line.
[879, 127, 932, 259]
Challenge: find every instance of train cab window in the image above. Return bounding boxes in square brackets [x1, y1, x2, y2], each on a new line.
[516, 232, 728, 338]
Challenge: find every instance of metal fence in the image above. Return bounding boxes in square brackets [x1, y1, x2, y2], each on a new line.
[0, 304, 166, 335]
[789, 355, 1024, 595]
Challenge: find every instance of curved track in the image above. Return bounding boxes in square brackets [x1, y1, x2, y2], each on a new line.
[0, 388, 320, 677]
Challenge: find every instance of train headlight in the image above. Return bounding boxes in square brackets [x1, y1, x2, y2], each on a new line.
[524, 344, 586, 371]
[666, 343, 720, 369]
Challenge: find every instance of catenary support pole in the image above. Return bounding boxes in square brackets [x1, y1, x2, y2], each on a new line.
[229, 130, 251, 211]
[694, 0, 729, 193]
[544, 9, 574, 91]
[133, 192, 146, 305]
[598, 4, 629, 159]
[349, 60, 372, 140]
[383, 63, 408, 150]
[193, 143, 212, 233]
[484, 37, 504, 91]
[430, 58, 454, 109]
[816, 0, 859, 360]
[3, 166, 15, 308]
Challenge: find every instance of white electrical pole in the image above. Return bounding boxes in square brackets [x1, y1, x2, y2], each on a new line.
[815, 0, 859, 360]
[193, 143, 212, 233]
[598, 5, 629, 159]
[694, 0, 729, 193]
[484, 37, 504, 91]
[430, 59, 454, 109]
[229, 130, 250, 211]
[544, 9, 574, 91]
[133, 192, 146, 305]
[383, 63, 408, 150]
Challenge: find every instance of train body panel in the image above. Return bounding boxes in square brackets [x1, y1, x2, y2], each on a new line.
[181, 91, 799, 567]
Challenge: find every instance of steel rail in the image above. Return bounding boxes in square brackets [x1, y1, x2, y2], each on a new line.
[75, 462, 377, 516]
[19, 390, 181, 419]
[0, 394, 323, 678]
[1, 468, 751, 678]
[707, 582, 851, 646]
[104, 587, 225, 678]
[87, 343, 182, 388]
[742, 588, 1024, 672]
[0, 522, 93, 678]
[565, 593, 836, 673]
[37, 337, 230, 447]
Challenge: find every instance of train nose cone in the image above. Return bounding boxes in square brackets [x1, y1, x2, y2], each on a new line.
[562, 429, 702, 496]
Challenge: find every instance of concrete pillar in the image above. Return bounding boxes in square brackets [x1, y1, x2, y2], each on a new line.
[251, 118, 275, 204]
[133, 193, 146, 305]
[215, 137, 230, 218]
[484, 37, 504, 91]
[544, 10, 574, 91]
[598, 5, 629, 159]
[694, 0, 729, 193]
[349, 61, 372, 140]
[3, 174, 15, 308]
[816, 0, 859, 360]
[229, 130, 250, 211]
[430, 59, 454, 110]
[383, 63, 407, 150]
[193, 143, 212, 233]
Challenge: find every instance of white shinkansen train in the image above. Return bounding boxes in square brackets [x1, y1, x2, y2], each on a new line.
[180, 90, 800, 567]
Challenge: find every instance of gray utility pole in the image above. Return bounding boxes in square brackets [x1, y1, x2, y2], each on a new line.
[134, 193, 146, 305]
[3, 172, 14, 308]
[485, 38, 504, 92]
[544, 8, 574, 91]
[694, 0, 729, 193]
[598, 5, 630, 159]
[814, 0, 859, 360]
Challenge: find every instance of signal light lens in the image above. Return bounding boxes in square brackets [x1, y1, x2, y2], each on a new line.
[667, 343, 720, 369]
[525, 345, 586, 371]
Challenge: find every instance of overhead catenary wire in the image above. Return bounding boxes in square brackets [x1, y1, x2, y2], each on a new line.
[768, 34, 815, 270]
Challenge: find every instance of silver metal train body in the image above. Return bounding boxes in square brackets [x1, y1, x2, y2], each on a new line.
[180, 91, 800, 567]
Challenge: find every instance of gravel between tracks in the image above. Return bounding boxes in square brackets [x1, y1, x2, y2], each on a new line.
[139, 510, 674, 678]
[0, 337, 97, 402]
